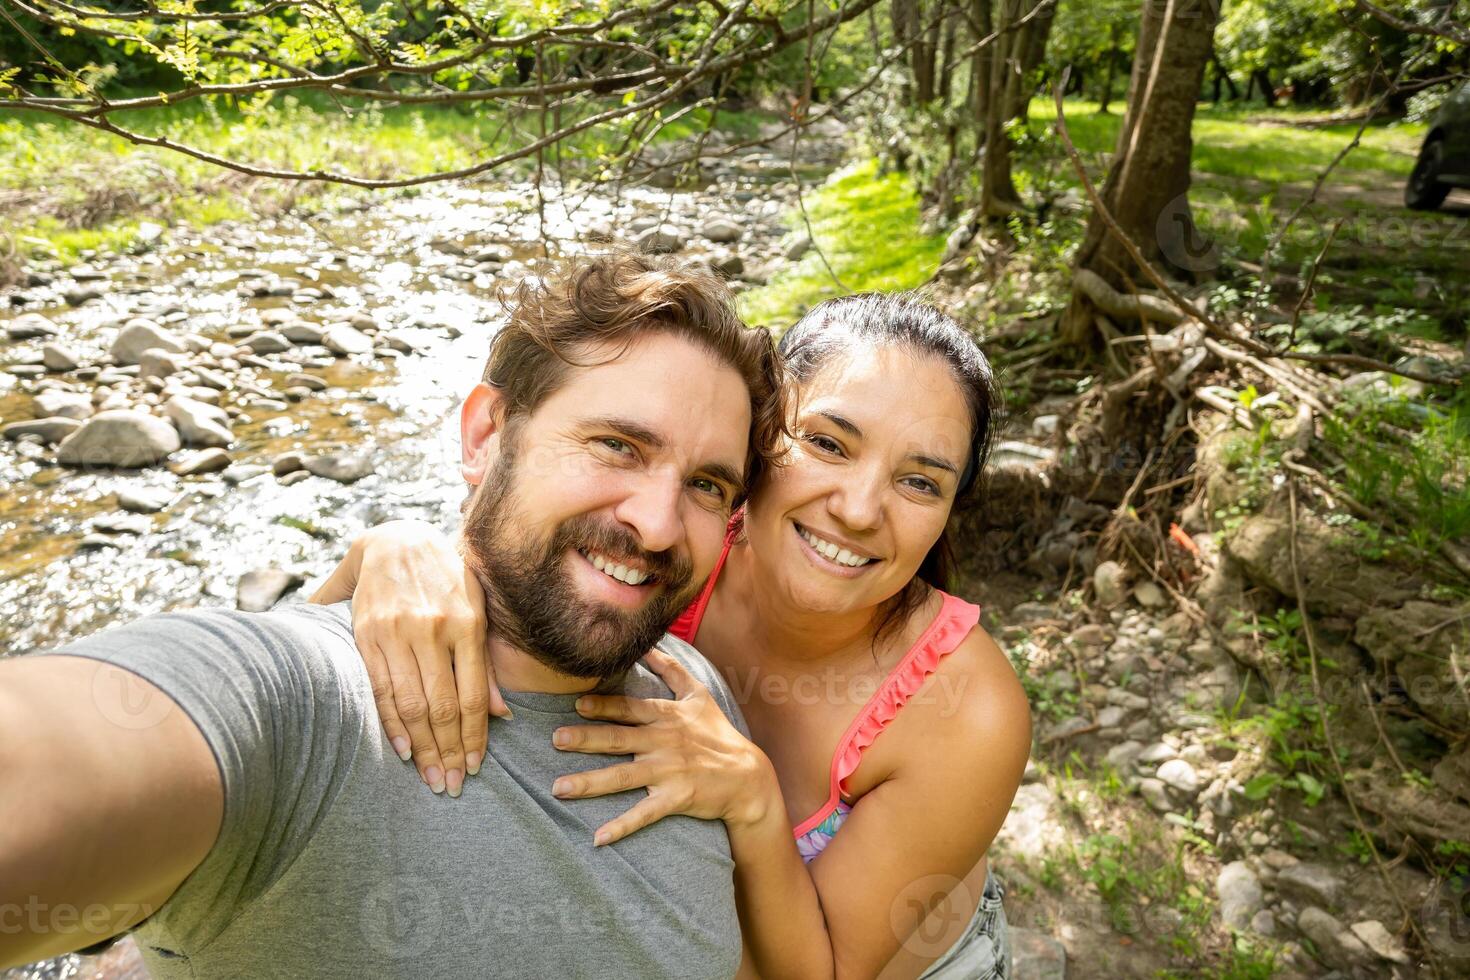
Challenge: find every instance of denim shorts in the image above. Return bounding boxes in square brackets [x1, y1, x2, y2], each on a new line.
[917, 872, 1010, 979]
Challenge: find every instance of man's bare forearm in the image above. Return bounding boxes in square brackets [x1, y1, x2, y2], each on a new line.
[0, 656, 223, 968]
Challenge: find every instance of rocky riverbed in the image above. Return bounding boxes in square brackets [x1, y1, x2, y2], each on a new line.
[0, 140, 839, 663]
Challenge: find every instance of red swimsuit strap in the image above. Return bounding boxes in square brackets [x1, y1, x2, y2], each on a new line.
[667, 509, 744, 644]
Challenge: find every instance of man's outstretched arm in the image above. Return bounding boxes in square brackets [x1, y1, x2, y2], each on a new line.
[0, 655, 223, 968]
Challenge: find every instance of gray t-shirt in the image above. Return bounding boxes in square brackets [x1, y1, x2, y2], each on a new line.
[53, 602, 746, 979]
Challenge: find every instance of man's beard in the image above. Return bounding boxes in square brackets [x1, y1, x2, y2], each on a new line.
[461, 448, 698, 680]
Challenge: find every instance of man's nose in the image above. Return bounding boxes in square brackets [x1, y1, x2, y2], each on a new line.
[611, 473, 685, 555]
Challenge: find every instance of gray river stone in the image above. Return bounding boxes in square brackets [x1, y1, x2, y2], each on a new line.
[305, 451, 374, 483]
[1276, 862, 1344, 910]
[171, 447, 233, 476]
[92, 512, 153, 535]
[2, 416, 82, 445]
[241, 330, 293, 355]
[323, 324, 372, 355]
[1217, 861, 1264, 929]
[34, 390, 94, 421]
[5, 312, 59, 339]
[116, 486, 173, 513]
[139, 348, 187, 381]
[700, 218, 743, 243]
[635, 224, 686, 254]
[165, 395, 233, 448]
[56, 410, 180, 468]
[236, 568, 305, 612]
[41, 343, 80, 371]
[111, 320, 187, 365]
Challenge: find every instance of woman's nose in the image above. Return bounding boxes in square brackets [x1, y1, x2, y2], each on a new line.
[826, 468, 883, 532]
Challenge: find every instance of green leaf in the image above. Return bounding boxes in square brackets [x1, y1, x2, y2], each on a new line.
[1242, 773, 1281, 800]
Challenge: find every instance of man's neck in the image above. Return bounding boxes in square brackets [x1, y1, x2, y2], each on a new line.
[486, 633, 602, 695]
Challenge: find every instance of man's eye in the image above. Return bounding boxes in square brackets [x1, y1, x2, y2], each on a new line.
[600, 437, 633, 455]
[690, 477, 722, 497]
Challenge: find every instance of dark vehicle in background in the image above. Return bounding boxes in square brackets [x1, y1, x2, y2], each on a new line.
[1406, 81, 1470, 210]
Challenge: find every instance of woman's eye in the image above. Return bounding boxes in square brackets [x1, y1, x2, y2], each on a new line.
[806, 434, 843, 455]
[903, 476, 941, 496]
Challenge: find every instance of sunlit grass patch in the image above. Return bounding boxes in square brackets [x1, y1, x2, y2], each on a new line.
[738, 157, 946, 330]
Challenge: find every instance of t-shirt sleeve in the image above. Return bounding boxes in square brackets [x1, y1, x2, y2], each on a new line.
[653, 634, 750, 739]
[48, 602, 370, 952]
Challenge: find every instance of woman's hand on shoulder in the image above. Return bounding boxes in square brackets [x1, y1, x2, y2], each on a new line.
[309, 519, 508, 796]
[549, 649, 776, 845]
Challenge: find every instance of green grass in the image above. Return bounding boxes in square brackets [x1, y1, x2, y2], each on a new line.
[1029, 99, 1426, 183]
[737, 157, 947, 330]
[0, 94, 775, 267]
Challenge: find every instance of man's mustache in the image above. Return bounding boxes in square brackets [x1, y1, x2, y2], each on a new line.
[552, 515, 693, 587]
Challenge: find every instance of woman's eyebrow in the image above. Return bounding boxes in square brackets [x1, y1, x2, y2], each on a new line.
[815, 410, 862, 437]
[907, 452, 960, 477]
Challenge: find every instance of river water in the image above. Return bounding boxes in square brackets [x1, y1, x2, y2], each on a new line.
[0, 142, 831, 978]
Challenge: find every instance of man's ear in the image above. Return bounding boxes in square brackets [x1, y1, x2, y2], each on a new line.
[461, 383, 507, 485]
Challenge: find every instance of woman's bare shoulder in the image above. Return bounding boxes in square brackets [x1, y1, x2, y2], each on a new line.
[913, 615, 1031, 757]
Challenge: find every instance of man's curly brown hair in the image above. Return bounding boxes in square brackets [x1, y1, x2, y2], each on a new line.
[482, 252, 788, 502]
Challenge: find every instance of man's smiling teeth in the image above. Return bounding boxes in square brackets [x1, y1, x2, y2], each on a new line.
[797, 525, 873, 568]
[583, 550, 652, 586]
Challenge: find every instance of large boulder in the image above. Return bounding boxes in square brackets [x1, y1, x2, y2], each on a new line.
[1224, 513, 1418, 616]
[165, 395, 233, 448]
[1355, 601, 1469, 732]
[56, 410, 180, 468]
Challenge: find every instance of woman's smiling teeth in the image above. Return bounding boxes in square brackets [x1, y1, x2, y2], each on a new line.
[796, 524, 875, 568]
[582, 550, 653, 586]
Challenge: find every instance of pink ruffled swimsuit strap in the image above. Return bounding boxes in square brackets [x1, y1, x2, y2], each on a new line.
[792, 592, 981, 862]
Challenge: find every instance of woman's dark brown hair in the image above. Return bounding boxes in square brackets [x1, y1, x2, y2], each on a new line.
[776, 292, 1001, 642]
[482, 252, 788, 499]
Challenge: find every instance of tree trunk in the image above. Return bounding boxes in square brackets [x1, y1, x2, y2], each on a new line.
[1251, 67, 1274, 106]
[938, 9, 958, 105]
[1098, 43, 1119, 113]
[913, 1, 940, 103]
[1211, 52, 1238, 101]
[970, 0, 994, 146]
[891, 0, 918, 104]
[1061, 0, 1221, 347]
[977, 0, 1025, 219]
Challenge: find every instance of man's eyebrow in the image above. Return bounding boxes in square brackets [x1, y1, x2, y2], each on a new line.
[576, 416, 667, 451]
[815, 410, 862, 437]
[699, 461, 747, 498]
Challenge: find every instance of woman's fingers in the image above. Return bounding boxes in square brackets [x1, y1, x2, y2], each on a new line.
[592, 795, 675, 847]
[416, 642, 468, 797]
[551, 761, 652, 801]
[574, 694, 663, 724]
[640, 648, 704, 699]
[384, 641, 448, 794]
[553, 722, 658, 756]
[362, 641, 413, 762]
[451, 632, 492, 777]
